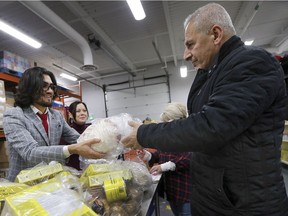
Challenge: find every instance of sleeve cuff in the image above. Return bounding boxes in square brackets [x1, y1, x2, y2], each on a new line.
[143, 149, 152, 161]
[160, 161, 176, 172]
[63, 146, 71, 158]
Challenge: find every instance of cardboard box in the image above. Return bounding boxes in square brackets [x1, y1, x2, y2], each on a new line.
[0, 141, 9, 174]
[0, 80, 5, 129]
[0, 50, 33, 73]
[0, 163, 9, 169]
[0, 141, 9, 163]
[4, 92, 15, 113]
[0, 168, 9, 178]
[5, 97, 14, 108]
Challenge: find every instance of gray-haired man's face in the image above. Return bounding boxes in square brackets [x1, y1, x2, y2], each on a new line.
[184, 22, 218, 70]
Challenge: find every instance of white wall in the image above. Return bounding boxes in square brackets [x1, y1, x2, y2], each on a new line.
[82, 62, 196, 121]
[82, 82, 106, 121]
[169, 65, 197, 105]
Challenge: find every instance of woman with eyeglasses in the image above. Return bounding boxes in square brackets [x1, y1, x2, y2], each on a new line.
[3, 66, 105, 182]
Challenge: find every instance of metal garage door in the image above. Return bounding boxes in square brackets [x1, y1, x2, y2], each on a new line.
[105, 81, 170, 122]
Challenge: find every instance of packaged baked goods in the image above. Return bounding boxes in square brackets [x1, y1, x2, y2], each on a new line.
[15, 162, 63, 186]
[80, 160, 151, 216]
[2, 181, 98, 216]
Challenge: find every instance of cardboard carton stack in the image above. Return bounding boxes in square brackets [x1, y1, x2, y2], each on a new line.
[0, 80, 5, 128]
[0, 50, 33, 74]
[0, 80, 10, 177]
[0, 141, 9, 178]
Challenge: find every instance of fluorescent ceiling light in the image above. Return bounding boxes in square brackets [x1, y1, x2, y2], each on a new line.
[180, 66, 188, 78]
[60, 73, 77, 81]
[126, 0, 146, 21]
[244, 40, 254, 46]
[0, 20, 42, 49]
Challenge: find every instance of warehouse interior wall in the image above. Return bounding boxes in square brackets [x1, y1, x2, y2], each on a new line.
[82, 61, 196, 122]
[169, 64, 197, 105]
[82, 82, 106, 121]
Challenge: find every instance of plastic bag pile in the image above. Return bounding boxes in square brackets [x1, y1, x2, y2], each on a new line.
[0, 113, 154, 216]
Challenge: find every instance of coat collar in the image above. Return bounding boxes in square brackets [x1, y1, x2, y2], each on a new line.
[218, 35, 244, 64]
[209, 35, 244, 71]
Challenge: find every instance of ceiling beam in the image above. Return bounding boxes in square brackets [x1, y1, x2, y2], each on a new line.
[234, 1, 262, 38]
[271, 25, 288, 53]
[162, 1, 178, 67]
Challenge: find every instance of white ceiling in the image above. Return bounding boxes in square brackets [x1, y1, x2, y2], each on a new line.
[0, 1, 288, 86]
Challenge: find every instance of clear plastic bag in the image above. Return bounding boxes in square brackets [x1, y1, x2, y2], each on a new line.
[1, 176, 96, 216]
[78, 113, 135, 159]
[79, 159, 152, 215]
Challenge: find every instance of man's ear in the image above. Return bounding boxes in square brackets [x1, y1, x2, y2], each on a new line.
[211, 25, 223, 44]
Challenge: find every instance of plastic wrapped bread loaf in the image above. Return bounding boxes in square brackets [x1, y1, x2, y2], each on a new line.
[78, 119, 120, 153]
[78, 113, 136, 161]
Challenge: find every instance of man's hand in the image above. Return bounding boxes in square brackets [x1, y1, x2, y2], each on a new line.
[121, 121, 143, 150]
[68, 138, 105, 159]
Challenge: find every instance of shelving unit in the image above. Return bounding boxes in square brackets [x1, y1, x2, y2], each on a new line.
[0, 71, 82, 139]
[57, 83, 82, 101]
[0, 73, 20, 84]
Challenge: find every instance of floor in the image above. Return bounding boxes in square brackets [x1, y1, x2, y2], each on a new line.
[157, 197, 174, 216]
[152, 164, 288, 216]
[282, 164, 288, 194]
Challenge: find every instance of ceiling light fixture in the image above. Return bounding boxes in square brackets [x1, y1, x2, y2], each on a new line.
[126, 0, 146, 21]
[180, 66, 188, 78]
[60, 73, 77, 81]
[0, 20, 42, 49]
[244, 40, 254, 46]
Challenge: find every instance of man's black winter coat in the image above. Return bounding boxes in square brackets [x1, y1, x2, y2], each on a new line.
[138, 36, 288, 216]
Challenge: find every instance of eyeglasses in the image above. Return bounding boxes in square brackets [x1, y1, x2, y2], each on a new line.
[43, 81, 57, 92]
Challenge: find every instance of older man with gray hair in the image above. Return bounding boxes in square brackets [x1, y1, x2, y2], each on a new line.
[122, 3, 288, 215]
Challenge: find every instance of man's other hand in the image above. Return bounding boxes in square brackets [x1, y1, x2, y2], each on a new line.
[121, 121, 143, 150]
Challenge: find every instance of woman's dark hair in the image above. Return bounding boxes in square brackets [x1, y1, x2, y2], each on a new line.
[68, 101, 89, 124]
[14, 67, 58, 108]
